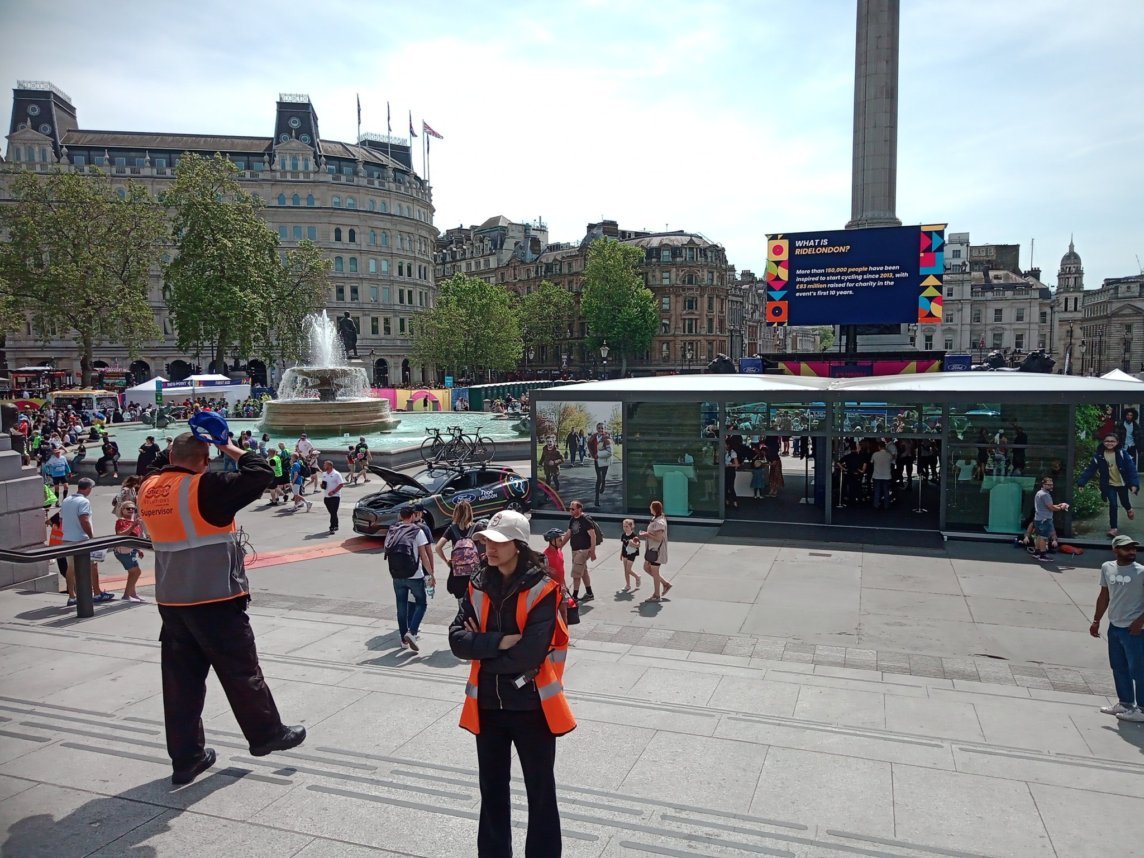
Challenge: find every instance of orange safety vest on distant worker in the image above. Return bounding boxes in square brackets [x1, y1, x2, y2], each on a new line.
[137, 470, 248, 606]
[459, 576, 575, 737]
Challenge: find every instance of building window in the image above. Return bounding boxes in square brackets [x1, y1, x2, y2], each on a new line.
[335, 283, 345, 301]
[277, 193, 286, 206]
[371, 317, 379, 335]
[369, 230, 376, 246]
[368, 200, 375, 212]
[334, 227, 343, 242]
[993, 309, 1003, 322]
[399, 317, 407, 334]
[350, 284, 359, 301]
[972, 309, 982, 324]
[306, 194, 315, 206]
[684, 319, 696, 334]
[348, 228, 356, 243]
[332, 196, 341, 208]
[951, 248, 961, 258]
[1015, 308, 1025, 322]
[307, 226, 316, 241]
[660, 247, 671, 263]
[660, 297, 671, 312]
[923, 333, 934, 350]
[1039, 311, 1047, 324]
[992, 332, 1004, 349]
[384, 317, 391, 335]
[291, 194, 300, 206]
[292, 226, 302, 240]
[334, 256, 344, 272]
[660, 272, 670, 285]
[661, 320, 670, 334]
[398, 289, 405, 305]
[944, 336, 954, 351]
[380, 231, 389, 247]
[382, 286, 391, 303]
[381, 260, 390, 275]
[369, 259, 377, 274]
[346, 197, 356, 209]
[380, 201, 388, 213]
[685, 297, 698, 312]
[1015, 333, 1025, 350]
[370, 285, 379, 302]
[349, 257, 358, 273]
[290, 156, 300, 171]
[278, 225, 288, 240]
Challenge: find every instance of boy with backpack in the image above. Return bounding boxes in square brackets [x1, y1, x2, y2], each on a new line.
[384, 506, 434, 651]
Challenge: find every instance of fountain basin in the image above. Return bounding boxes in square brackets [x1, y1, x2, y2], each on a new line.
[261, 397, 400, 434]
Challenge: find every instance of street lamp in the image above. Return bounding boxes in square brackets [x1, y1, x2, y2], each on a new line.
[599, 340, 610, 379]
[685, 343, 694, 374]
[525, 346, 534, 379]
[1065, 323, 1073, 375]
[1079, 338, 1087, 375]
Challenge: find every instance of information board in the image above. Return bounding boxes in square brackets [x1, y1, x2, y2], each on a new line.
[765, 225, 946, 327]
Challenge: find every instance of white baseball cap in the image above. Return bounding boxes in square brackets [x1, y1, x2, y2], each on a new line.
[476, 510, 530, 544]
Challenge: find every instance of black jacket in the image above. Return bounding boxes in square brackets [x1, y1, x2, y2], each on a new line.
[449, 562, 558, 711]
[151, 452, 272, 527]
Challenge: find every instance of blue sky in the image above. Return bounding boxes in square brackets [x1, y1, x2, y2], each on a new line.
[2, 0, 1141, 289]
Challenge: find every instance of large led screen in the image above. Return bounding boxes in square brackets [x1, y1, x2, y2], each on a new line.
[764, 224, 946, 327]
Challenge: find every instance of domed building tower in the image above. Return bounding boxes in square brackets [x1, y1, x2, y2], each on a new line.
[1054, 238, 1084, 373]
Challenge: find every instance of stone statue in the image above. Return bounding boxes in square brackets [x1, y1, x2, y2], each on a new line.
[337, 311, 359, 358]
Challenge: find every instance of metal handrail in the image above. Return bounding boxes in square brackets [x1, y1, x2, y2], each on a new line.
[0, 535, 154, 620]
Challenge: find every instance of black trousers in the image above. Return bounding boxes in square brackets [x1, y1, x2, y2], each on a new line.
[324, 495, 341, 530]
[594, 465, 608, 497]
[158, 599, 283, 771]
[475, 708, 560, 858]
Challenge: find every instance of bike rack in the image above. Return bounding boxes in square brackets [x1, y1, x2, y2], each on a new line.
[0, 536, 152, 619]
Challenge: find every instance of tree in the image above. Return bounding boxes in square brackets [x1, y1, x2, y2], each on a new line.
[263, 240, 332, 369]
[412, 274, 521, 378]
[517, 279, 574, 356]
[816, 326, 836, 351]
[0, 168, 165, 386]
[579, 239, 658, 376]
[162, 154, 281, 375]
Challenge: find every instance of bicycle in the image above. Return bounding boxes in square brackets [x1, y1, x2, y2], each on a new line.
[440, 425, 496, 466]
[419, 427, 450, 466]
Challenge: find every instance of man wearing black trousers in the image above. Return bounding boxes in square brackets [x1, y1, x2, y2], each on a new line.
[320, 459, 345, 534]
[138, 429, 305, 785]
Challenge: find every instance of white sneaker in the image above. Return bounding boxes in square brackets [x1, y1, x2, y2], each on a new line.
[306, 501, 313, 512]
[1115, 707, 1144, 722]
[403, 632, 419, 653]
[1101, 702, 1133, 715]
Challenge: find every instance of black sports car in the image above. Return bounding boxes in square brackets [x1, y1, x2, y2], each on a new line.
[351, 464, 531, 537]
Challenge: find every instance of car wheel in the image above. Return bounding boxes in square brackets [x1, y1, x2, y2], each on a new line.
[506, 500, 526, 513]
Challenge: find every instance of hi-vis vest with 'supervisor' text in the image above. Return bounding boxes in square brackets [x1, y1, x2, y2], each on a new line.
[137, 471, 248, 606]
[459, 576, 575, 736]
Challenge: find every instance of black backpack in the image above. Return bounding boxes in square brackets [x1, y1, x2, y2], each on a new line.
[384, 522, 421, 579]
[583, 514, 605, 544]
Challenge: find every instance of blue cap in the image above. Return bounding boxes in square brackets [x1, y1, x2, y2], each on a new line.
[188, 411, 231, 446]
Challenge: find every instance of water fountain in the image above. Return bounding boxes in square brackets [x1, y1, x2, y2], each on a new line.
[261, 311, 400, 434]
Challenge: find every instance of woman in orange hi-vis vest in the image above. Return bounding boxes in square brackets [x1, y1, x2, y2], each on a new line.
[449, 509, 574, 858]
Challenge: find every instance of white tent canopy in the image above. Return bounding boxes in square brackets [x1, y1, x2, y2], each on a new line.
[1101, 369, 1142, 383]
[124, 375, 251, 403]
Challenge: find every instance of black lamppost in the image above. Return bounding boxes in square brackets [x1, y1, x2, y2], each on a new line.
[1123, 331, 1133, 372]
[1065, 324, 1074, 375]
[525, 346, 534, 379]
[1097, 326, 1106, 375]
[1080, 338, 1087, 375]
[685, 343, 694, 374]
[600, 340, 610, 380]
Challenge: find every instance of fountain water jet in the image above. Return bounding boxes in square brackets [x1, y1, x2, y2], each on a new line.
[262, 311, 400, 434]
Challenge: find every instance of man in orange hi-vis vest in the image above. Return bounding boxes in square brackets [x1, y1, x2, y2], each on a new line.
[449, 509, 574, 857]
[138, 425, 306, 785]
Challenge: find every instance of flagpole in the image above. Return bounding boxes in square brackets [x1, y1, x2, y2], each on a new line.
[386, 101, 392, 167]
[356, 93, 361, 144]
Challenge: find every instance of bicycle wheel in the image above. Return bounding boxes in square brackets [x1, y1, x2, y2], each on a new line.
[443, 438, 468, 465]
[420, 436, 444, 465]
[473, 437, 496, 463]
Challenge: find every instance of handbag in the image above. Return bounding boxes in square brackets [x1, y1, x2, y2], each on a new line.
[644, 546, 660, 563]
[565, 594, 580, 625]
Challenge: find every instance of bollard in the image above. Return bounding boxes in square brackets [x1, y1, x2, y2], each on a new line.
[72, 552, 94, 619]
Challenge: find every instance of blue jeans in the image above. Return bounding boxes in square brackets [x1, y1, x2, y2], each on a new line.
[1108, 624, 1144, 706]
[393, 577, 427, 638]
[873, 479, 891, 509]
[1104, 486, 1133, 529]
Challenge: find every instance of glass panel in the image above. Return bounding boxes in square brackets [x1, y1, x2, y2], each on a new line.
[945, 403, 1070, 534]
[724, 401, 826, 522]
[622, 401, 720, 519]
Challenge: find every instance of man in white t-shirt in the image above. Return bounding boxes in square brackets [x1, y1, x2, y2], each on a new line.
[58, 478, 113, 607]
[1091, 535, 1144, 721]
[320, 460, 345, 535]
[295, 433, 315, 459]
[870, 441, 894, 510]
[588, 422, 613, 507]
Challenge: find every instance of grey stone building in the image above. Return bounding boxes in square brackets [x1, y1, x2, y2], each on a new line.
[1052, 239, 1085, 373]
[2, 81, 440, 388]
[1077, 274, 1144, 376]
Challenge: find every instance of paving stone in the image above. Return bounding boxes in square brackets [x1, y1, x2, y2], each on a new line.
[720, 637, 756, 658]
[662, 631, 701, 651]
[908, 654, 945, 677]
[1013, 674, 1055, 689]
[611, 625, 649, 644]
[692, 633, 730, 654]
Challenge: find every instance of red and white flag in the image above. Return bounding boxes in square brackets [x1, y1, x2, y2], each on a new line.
[422, 121, 444, 140]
